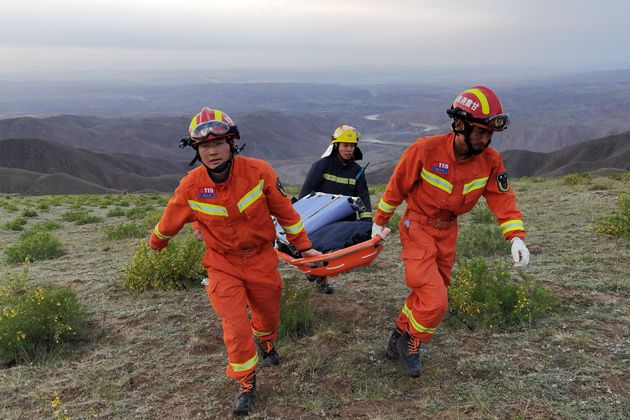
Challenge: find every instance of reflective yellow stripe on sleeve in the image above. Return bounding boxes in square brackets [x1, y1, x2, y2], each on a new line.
[230, 353, 259, 372]
[462, 176, 489, 195]
[323, 173, 356, 185]
[359, 211, 372, 219]
[421, 167, 453, 194]
[378, 199, 396, 214]
[402, 303, 437, 335]
[281, 220, 305, 235]
[188, 200, 228, 217]
[237, 179, 264, 212]
[153, 225, 173, 239]
[500, 219, 524, 235]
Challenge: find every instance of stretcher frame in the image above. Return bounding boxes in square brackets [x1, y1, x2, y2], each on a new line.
[277, 228, 391, 277]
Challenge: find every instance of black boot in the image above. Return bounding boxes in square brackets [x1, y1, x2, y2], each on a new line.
[306, 274, 333, 294]
[386, 328, 403, 359]
[315, 276, 333, 294]
[255, 337, 280, 366]
[395, 332, 422, 377]
[233, 371, 256, 415]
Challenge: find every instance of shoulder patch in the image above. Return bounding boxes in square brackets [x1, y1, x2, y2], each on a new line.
[276, 178, 287, 196]
[497, 172, 509, 192]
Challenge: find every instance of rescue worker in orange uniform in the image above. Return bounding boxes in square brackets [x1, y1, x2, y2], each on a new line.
[371, 86, 530, 377]
[149, 107, 321, 415]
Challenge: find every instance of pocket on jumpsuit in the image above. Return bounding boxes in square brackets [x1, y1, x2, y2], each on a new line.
[204, 277, 223, 316]
[400, 222, 435, 289]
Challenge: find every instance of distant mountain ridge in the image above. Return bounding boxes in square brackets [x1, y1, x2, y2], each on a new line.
[0, 112, 337, 161]
[1, 127, 628, 195]
[0, 138, 184, 193]
[368, 132, 630, 184]
[502, 132, 630, 177]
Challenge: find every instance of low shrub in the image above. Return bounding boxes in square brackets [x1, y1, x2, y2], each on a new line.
[125, 206, 152, 220]
[31, 221, 63, 231]
[106, 207, 125, 217]
[448, 258, 557, 331]
[121, 233, 205, 291]
[3, 203, 19, 213]
[587, 181, 613, 191]
[61, 210, 102, 225]
[562, 172, 593, 185]
[469, 202, 495, 224]
[593, 193, 630, 238]
[20, 209, 38, 218]
[609, 172, 630, 182]
[279, 276, 315, 339]
[36, 202, 50, 211]
[4, 230, 64, 264]
[142, 209, 163, 229]
[4, 217, 27, 231]
[0, 264, 89, 365]
[457, 224, 510, 258]
[105, 222, 147, 240]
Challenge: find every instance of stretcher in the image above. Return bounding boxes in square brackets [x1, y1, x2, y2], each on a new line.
[277, 228, 390, 277]
[274, 192, 390, 277]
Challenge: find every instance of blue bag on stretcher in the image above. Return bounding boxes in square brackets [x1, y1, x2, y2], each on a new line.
[274, 192, 365, 246]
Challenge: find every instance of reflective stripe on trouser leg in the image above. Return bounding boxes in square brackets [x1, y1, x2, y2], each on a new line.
[396, 221, 456, 341]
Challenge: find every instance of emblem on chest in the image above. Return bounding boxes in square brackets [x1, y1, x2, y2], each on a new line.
[430, 161, 450, 175]
[198, 187, 215, 199]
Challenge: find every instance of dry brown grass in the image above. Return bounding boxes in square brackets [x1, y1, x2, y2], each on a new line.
[0, 177, 629, 419]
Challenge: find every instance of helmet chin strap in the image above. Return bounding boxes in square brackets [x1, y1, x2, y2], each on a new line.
[452, 120, 490, 156]
[206, 158, 231, 173]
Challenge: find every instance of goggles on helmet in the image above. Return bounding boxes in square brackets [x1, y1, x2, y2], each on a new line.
[447, 107, 510, 132]
[190, 121, 232, 141]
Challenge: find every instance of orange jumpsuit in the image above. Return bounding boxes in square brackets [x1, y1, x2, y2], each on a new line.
[374, 133, 525, 342]
[150, 156, 312, 378]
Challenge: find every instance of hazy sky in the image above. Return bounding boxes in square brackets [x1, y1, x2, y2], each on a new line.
[1, 0, 629, 79]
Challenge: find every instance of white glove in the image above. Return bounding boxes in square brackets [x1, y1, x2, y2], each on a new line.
[510, 237, 530, 268]
[371, 223, 387, 240]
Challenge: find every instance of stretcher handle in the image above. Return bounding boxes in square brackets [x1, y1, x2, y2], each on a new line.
[279, 227, 391, 267]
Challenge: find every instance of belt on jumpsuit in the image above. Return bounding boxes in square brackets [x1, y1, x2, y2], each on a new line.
[407, 213, 458, 229]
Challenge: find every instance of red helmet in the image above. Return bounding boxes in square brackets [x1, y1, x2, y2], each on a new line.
[447, 86, 509, 131]
[188, 107, 240, 147]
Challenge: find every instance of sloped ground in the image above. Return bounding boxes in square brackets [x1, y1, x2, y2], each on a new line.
[0, 176, 628, 419]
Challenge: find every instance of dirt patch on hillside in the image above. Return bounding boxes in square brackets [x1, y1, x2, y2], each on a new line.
[311, 294, 370, 324]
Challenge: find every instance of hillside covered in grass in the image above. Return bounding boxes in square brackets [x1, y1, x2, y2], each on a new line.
[0, 175, 628, 418]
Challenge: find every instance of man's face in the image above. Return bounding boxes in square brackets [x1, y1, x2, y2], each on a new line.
[467, 124, 493, 154]
[337, 142, 356, 161]
[198, 138, 232, 170]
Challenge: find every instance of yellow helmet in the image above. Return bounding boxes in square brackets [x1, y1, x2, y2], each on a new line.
[331, 124, 362, 144]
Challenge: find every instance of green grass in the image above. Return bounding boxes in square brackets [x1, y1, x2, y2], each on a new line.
[0, 182, 628, 418]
